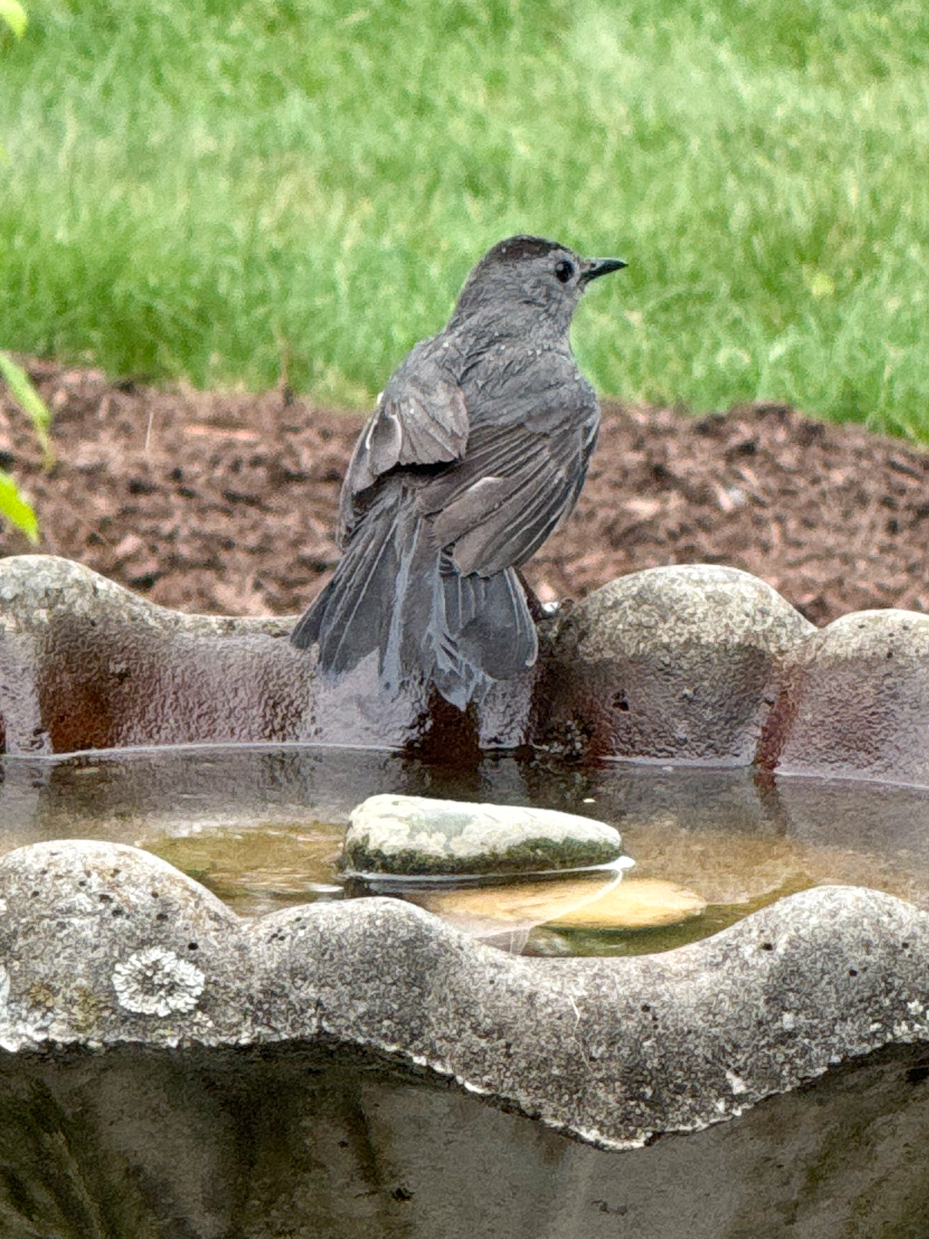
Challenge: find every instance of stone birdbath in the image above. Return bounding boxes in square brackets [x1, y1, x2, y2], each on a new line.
[1, 553, 929, 1236]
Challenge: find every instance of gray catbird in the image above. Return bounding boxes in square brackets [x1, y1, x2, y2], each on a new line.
[291, 235, 626, 707]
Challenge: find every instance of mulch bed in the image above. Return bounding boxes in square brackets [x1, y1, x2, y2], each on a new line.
[1, 358, 928, 627]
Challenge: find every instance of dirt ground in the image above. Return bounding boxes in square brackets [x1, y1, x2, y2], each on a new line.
[1, 358, 928, 627]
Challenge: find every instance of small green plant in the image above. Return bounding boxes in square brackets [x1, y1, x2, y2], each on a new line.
[0, 467, 38, 542]
[0, 351, 51, 462]
[0, 0, 46, 544]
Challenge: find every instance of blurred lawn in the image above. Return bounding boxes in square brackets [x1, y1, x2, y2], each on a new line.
[1, 0, 929, 436]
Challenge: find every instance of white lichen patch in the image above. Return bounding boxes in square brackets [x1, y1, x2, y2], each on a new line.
[0, 964, 9, 1011]
[112, 947, 205, 1017]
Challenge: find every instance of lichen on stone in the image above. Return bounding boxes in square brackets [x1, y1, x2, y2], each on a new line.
[112, 946, 205, 1016]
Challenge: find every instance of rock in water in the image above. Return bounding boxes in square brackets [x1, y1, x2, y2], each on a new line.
[545, 877, 706, 930]
[407, 873, 623, 948]
[343, 794, 625, 877]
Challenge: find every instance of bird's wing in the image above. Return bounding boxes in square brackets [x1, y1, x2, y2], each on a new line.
[422, 395, 599, 576]
[339, 338, 469, 543]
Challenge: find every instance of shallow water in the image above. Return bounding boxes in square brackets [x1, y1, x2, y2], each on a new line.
[2, 744, 929, 954]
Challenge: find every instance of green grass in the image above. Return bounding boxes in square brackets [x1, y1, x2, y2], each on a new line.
[2, 0, 929, 436]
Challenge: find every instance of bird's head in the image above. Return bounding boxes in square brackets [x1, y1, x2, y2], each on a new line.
[449, 235, 626, 335]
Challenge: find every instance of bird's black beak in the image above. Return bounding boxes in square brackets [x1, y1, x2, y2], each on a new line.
[580, 257, 628, 284]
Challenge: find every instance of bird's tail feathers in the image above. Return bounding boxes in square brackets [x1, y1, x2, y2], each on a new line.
[430, 561, 536, 706]
[291, 490, 537, 706]
[291, 490, 405, 673]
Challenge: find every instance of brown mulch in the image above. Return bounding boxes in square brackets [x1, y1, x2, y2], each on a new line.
[1, 358, 928, 627]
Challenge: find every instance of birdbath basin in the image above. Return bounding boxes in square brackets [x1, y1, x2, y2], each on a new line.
[3, 555, 929, 1235]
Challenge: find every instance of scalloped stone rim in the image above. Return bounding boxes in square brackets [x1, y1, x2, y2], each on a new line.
[0, 839, 927, 1149]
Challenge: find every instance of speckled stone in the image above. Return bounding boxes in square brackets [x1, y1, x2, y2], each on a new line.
[760, 609, 929, 784]
[1, 839, 929, 1152]
[534, 564, 814, 762]
[343, 793, 624, 876]
[0, 554, 428, 751]
[0, 840, 252, 1049]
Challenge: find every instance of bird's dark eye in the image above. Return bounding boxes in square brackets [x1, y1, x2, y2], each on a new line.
[554, 259, 574, 283]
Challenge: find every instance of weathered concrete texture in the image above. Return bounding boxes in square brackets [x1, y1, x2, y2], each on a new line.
[0, 553, 312, 752]
[344, 793, 624, 876]
[7, 556, 929, 786]
[761, 609, 929, 784]
[0, 555, 507, 751]
[1, 1041, 928, 1239]
[1, 839, 929, 1153]
[533, 564, 814, 761]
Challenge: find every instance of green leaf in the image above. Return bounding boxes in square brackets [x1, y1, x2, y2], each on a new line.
[0, 0, 27, 38]
[0, 351, 53, 460]
[0, 470, 38, 542]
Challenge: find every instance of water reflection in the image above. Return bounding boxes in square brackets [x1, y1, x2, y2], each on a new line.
[2, 745, 929, 950]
